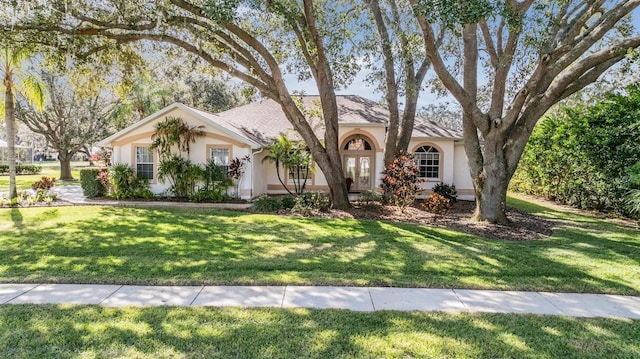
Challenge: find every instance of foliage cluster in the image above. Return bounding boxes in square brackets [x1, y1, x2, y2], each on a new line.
[109, 164, 153, 200]
[380, 151, 424, 212]
[291, 192, 332, 214]
[357, 190, 384, 212]
[512, 85, 640, 218]
[432, 182, 458, 203]
[251, 195, 296, 213]
[251, 192, 330, 214]
[262, 134, 312, 196]
[422, 192, 453, 215]
[0, 189, 58, 207]
[0, 164, 42, 175]
[31, 176, 55, 190]
[79, 168, 107, 198]
[158, 157, 233, 201]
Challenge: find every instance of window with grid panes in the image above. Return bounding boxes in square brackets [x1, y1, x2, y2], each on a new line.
[414, 146, 440, 180]
[135, 146, 154, 180]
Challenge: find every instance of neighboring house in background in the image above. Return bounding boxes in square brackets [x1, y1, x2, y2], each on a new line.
[0, 139, 32, 164]
[97, 95, 474, 200]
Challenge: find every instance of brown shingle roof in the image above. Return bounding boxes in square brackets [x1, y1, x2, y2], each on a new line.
[187, 95, 462, 146]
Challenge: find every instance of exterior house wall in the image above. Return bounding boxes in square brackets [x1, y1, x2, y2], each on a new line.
[100, 101, 475, 202]
[263, 125, 388, 195]
[453, 143, 474, 200]
[108, 107, 254, 199]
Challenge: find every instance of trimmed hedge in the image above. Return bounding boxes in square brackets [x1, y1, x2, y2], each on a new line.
[80, 168, 107, 198]
[0, 164, 42, 175]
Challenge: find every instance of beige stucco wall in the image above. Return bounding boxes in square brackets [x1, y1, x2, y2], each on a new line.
[453, 143, 474, 200]
[259, 126, 475, 200]
[109, 108, 254, 199]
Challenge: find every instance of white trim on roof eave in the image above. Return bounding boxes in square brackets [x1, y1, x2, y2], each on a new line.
[411, 136, 463, 141]
[338, 122, 388, 127]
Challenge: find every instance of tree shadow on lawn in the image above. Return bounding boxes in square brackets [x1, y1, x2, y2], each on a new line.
[1, 206, 638, 294]
[1, 304, 638, 358]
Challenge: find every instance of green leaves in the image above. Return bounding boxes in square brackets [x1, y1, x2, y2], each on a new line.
[512, 84, 640, 218]
[414, 0, 494, 28]
[203, 0, 242, 24]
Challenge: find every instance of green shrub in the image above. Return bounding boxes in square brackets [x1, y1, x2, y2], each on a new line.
[80, 168, 107, 198]
[280, 195, 296, 210]
[292, 192, 331, 214]
[0, 164, 42, 175]
[252, 196, 284, 213]
[432, 182, 457, 203]
[512, 85, 640, 217]
[358, 190, 383, 204]
[110, 164, 152, 199]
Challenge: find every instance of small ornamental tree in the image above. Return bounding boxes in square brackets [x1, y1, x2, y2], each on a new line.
[380, 151, 424, 212]
[228, 155, 251, 199]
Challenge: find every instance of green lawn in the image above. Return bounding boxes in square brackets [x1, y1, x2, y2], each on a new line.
[1, 305, 638, 358]
[0, 161, 90, 191]
[1, 196, 639, 294]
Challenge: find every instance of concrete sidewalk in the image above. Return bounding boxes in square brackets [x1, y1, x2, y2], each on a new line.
[2, 284, 639, 318]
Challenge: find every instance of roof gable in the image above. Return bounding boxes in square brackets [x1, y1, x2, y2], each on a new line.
[97, 103, 259, 148]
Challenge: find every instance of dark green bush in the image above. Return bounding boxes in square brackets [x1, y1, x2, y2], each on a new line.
[0, 164, 42, 175]
[110, 164, 152, 199]
[280, 195, 296, 210]
[252, 196, 284, 213]
[292, 192, 331, 214]
[80, 168, 107, 198]
[432, 182, 457, 203]
[512, 84, 640, 218]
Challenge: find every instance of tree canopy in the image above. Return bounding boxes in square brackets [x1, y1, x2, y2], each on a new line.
[3, 0, 640, 222]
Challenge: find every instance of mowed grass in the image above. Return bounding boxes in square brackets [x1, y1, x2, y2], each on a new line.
[1, 195, 639, 294]
[0, 161, 88, 191]
[1, 305, 638, 358]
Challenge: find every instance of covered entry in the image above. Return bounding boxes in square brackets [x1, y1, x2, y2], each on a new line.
[342, 135, 375, 192]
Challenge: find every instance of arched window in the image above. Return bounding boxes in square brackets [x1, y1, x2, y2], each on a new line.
[343, 137, 372, 151]
[414, 145, 440, 180]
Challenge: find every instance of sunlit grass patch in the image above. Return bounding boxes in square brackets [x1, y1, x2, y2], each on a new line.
[0, 305, 638, 358]
[1, 197, 639, 294]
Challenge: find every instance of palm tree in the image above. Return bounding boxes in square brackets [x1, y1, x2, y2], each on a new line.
[110, 73, 171, 130]
[262, 133, 312, 196]
[1, 45, 45, 199]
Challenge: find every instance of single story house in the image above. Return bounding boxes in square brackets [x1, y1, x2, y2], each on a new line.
[97, 95, 474, 200]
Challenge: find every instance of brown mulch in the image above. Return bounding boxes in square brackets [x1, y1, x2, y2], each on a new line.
[306, 201, 556, 241]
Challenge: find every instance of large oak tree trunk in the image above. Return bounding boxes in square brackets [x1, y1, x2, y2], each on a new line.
[58, 151, 74, 180]
[472, 153, 510, 225]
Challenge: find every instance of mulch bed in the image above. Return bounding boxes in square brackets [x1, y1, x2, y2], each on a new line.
[304, 201, 556, 241]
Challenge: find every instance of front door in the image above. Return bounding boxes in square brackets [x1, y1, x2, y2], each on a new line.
[342, 135, 375, 192]
[344, 155, 372, 192]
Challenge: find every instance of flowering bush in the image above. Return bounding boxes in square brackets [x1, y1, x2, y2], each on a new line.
[31, 176, 56, 191]
[380, 151, 424, 212]
[422, 193, 452, 215]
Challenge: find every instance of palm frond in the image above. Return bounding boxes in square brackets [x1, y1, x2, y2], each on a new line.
[16, 73, 47, 111]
